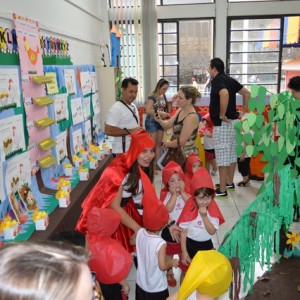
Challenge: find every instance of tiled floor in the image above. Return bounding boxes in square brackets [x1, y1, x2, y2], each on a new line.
[125, 170, 292, 299]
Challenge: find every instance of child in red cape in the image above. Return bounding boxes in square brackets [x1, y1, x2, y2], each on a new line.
[160, 161, 190, 287]
[87, 207, 132, 300]
[76, 130, 156, 254]
[178, 168, 224, 282]
[185, 153, 204, 194]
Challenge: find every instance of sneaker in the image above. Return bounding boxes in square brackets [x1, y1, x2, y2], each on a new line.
[215, 183, 235, 190]
[215, 188, 228, 197]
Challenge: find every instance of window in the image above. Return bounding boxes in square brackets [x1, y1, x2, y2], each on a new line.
[157, 0, 213, 5]
[158, 19, 214, 97]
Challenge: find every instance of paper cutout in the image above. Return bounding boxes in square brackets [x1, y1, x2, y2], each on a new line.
[90, 71, 98, 93]
[71, 97, 84, 125]
[64, 69, 77, 95]
[84, 120, 92, 145]
[38, 137, 57, 151]
[39, 155, 57, 168]
[54, 93, 68, 122]
[0, 114, 26, 161]
[45, 72, 59, 94]
[55, 131, 67, 161]
[0, 68, 21, 110]
[33, 96, 54, 106]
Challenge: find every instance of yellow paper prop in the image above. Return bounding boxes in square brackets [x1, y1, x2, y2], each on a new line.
[178, 250, 232, 300]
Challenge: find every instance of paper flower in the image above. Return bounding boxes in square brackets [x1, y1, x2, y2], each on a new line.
[88, 155, 96, 162]
[56, 189, 69, 199]
[286, 232, 300, 247]
[64, 164, 72, 169]
[78, 167, 88, 173]
[73, 155, 81, 161]
[32, 210, 48, 221]
[57, 178, 70, 189]
[2, 219, 17, 230]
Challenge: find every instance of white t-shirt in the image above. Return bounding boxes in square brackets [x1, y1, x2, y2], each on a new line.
[179, 211, 219, 242]
[163, 192, 186, 222]
[136, 228, 168, 293]
[203, 135, 214, 150]
[106, 101, 140, 154]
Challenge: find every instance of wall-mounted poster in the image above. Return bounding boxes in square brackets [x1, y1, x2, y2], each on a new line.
[0, 114, 26, 161]
[90, 71, 98, 93]
[54, 93, 68, 122]
[18, 184, 38, 211]
[71, 97, 84, 125]
[82, 97, 91, 120]
[92, 92, 100, 115]
[80, 71, 91, 96]
[84, 120, 92, 145]
[0, 68, 21, 109]
[72, 128, 83, 154]
[55, 131, 67, 161]
[64, 69, 77, 95]
[5, 152, 31, 195]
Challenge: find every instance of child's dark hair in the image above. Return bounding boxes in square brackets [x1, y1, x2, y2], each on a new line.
[194, 187, 214, 197]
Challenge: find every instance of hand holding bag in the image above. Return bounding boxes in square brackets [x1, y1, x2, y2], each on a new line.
[160, 137, 186, 170]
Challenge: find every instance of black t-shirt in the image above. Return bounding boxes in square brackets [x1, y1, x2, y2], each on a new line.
[209, 72, 243, 126]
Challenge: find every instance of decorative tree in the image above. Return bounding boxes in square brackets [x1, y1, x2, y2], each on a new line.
[218, 85, 300, 299]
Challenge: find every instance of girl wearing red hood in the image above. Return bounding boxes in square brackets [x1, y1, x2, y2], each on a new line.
[160, 161, 190, 287]
[198, 113, 217, 176]
[185, 153, 204, 194]
[178, 168, 224, 282]
[76, 130, 156, 254]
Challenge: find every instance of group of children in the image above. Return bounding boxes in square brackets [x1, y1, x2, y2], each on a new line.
[131, 153, 225, 299]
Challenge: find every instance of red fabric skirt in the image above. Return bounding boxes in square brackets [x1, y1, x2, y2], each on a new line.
[112, 199, 143, 253]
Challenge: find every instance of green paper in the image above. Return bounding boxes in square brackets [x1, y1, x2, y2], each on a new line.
[250, 85, 260, 97]
[246, 145, 254, 157]
[262, 161, 273, 173]
[286, 139, 295, 154]
[277, 136, 285, 152]
[236, 144, 244, 156]
[277, 103, 285, 119]
[265, 172, 274, 183]
[269, 94, 278, 109]
[255, 115, 264, 128]
[256, 183, 266, 195]
[268, 109, 275, 122]
[234, 121, 242, 130]
[262, 133, 270, 146]
[270, 142, 278, 157]
[248, 98, 257, 111]
[247, 112, 256, 127]
[253, 132, 261, 145]
[243, 132, 253, 145]
[242, 121, 250, 132]
[256, 100, 266, 114]
[237, 132, 244, 144]
[295, 157, 300, 167]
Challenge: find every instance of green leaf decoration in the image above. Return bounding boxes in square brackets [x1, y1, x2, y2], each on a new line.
[288, 128, 295, 145]
[277, 120, 286, 136]
[257, 85, 267, 100]
[262, 161, 273, 173]
[256, 100, 266, 114]
[269, 94, 278, 109]
[242, 121, 250, 132]
[237, 132, 244, 144]
[262, 146, 271, 161]
[265, 172, 274, 183]
[246, 145, 254, 157]
[262, 133, 270, 146]
[234, 121, 242, 131]
[291, 98, 300, 112]
[286, 139, 295, 154]
[268, 109, 275, 122]
[270, 141, 278, 157]
[250, 85, 260, 97]
[253, 147, 259, 157]
[243, 132, 253, 145]
[295, 157, 300, 167]
[236, 144, 244, 156]
[256, 183, 266, 195]
[248, 98, 257, 111]
[277, 103, 285, 119]
[290, 168, 298, 178]
[255, 115, 264, 128]
[247, 112, 257, 127]
[253, 132, 261, 145]
[277, 136, 285, 152]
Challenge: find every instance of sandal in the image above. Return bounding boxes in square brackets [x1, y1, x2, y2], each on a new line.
[237, 180, 250, 187]
[167, 272, 177, 287]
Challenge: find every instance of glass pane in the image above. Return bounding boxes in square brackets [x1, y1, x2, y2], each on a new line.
[164, 55, 178, 65]
[230, 30, 280, 42]
[164, 76, 177, 87]
[230, 41, 280, 52]
[157, 23, 162, 33]
[163, 34, 177, 44]
[231, 19, 280, 30]
[159, 67, 163, 77]
[158, 45, 163, 55]
[230, 52, 279, 63]
[163, 45, 177, 55]
[166, 86, 177, 101]
[158, 34, 162, 44]
[158, 56, 163, 65]
[163, 66, 178, 76]
[163, 23, 177, 33]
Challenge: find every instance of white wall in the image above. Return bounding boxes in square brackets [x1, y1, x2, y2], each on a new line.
[0, 0, 111, 65]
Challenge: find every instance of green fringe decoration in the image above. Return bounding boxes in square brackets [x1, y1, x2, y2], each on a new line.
[219, 166, 297, 298]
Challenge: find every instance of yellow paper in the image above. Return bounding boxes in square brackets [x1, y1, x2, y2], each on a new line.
[45, 72, 59, 94]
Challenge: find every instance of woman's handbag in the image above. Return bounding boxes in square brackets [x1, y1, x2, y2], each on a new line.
[159, 137, 186, 170]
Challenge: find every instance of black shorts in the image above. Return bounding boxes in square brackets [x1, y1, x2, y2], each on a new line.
[136, 284, 169, 300]
[186, 237, 213, 259]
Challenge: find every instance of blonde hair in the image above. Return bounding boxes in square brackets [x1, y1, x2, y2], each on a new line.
[0, 241, 89, 300]
[180, 86, 201, 104]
